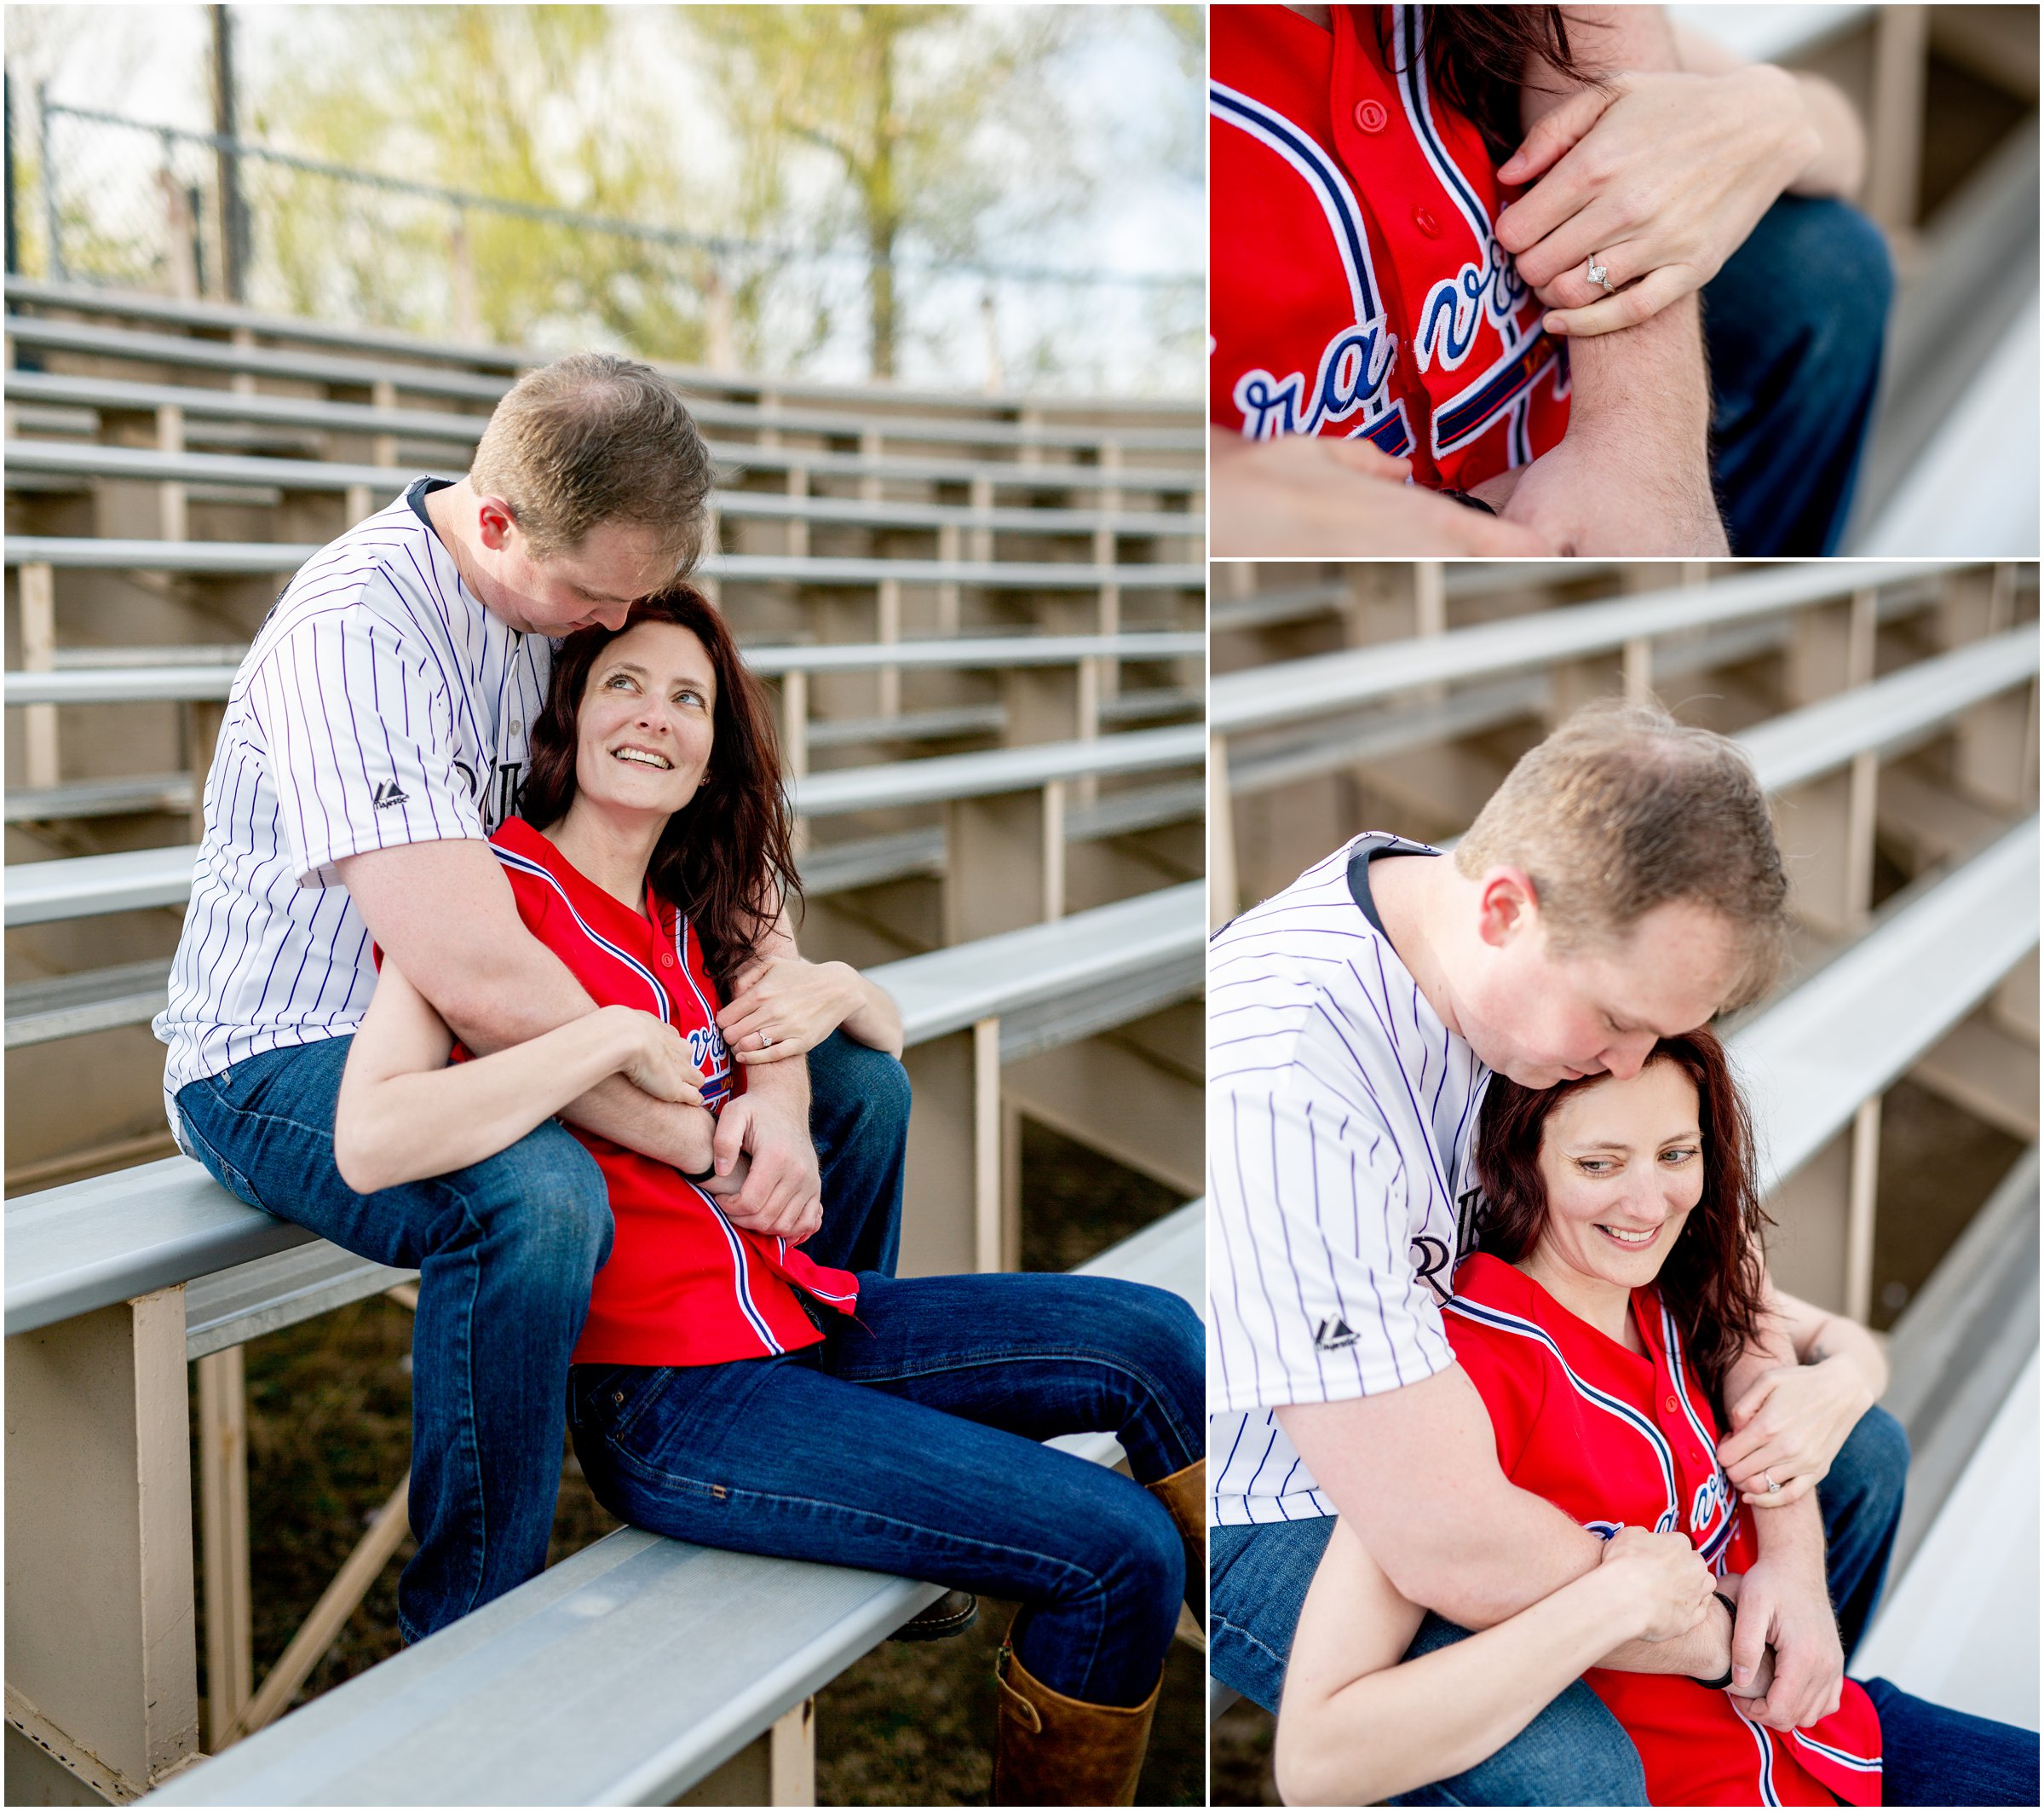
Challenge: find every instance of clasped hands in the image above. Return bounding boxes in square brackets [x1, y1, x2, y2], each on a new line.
[606, 960, 838, 1244]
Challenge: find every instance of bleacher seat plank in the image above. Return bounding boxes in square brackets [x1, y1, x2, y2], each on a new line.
[5, 313, 1204, 455]
[5, 958, 176, 1048]
[1, 371, 1204, 495]
[1730, 816, 2040, 1194]
[1210, 561, 1966, 735]
[4, 534, 1202, 591]
[141, 1199, 1200, 1807]
[5, 275, 1200, 425]
[1, 440, 1198, 539]
[5, 771, 194, 822]
[3, 885, 1204, 1343]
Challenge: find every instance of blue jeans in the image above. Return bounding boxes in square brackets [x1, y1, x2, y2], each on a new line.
[1702, 193, 1893, 557]
[1861, 1675, 2041, 1806]
[1211, 1404, 1910, 1804]
[571, 1268, 1204, 1707]
[174, 1028, 910, 1642]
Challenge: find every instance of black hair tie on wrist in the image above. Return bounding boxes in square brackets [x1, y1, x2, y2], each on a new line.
[1438, 487, 1497, 516]
[1693, 1592, 1741, 1691]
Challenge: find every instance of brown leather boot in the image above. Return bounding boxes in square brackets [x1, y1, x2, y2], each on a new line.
[1146, 1458, 1206, 1622]
[992, 1641, 1161, 1806]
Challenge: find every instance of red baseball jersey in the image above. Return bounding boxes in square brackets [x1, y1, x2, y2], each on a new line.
[1446, 1254, 1883, 1808]
[478, 816, 859, 1366]
[1211, 4, 1570, 490]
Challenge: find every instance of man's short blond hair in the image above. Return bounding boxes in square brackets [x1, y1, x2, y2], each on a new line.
[1454, 698, 1788, 1008]
[469, 352, 713, 576]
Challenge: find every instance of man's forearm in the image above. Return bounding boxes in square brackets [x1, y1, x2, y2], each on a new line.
[1535, 9, 1712, 450]
[1727, 1281, 1833, 1570]
[435, 932, 712, 1168]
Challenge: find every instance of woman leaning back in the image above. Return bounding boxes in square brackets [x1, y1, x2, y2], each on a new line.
[1276, 1030, 2040, 1806]
[331, 588, 1204, 1806]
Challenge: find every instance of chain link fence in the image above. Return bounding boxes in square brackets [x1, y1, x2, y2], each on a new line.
[9, 89, 1201, 396]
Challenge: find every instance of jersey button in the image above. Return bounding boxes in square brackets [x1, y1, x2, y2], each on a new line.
[659, 951, 677, 969]
[1414, 205, 1442, 238]
[1353, 99, 1387, 134]
[1664, 1394, 1680, 1415]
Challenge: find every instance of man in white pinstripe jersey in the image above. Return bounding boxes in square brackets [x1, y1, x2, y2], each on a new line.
[156, 355, 910, 1643]
[1208, 701, 1911, 1803]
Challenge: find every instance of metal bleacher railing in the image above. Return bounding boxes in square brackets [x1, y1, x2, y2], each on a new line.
[4, 291, 1206, 1802]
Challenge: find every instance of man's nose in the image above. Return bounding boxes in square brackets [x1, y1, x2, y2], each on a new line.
[597, 602, 632, 631]
[1601, 1033, 1655, 1081]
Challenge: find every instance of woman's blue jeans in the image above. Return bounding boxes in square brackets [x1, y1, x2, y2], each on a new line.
[570, 1269, 1206, 1708]
[1211, 1404, 1912, 1804]
[173, 1028, 910, 1643]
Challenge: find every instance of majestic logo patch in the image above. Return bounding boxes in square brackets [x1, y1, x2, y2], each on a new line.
[1314, 1317, 1361, 1352]
[371, 780, 410, 810]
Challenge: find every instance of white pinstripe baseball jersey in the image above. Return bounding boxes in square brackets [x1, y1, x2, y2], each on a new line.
[157, 479, 550, 1135]
[1209, 832, 1492, 1525]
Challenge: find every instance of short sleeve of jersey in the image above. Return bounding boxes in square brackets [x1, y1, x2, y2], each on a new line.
[1442, 1295, 1545, 1479]
[245, 588, 486, 887]
[1209, 1070, 1455, 1413]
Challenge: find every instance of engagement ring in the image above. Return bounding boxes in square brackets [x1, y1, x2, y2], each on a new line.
[1586, 255, 1616, 296]
[1760, 1471, 1776, 1495]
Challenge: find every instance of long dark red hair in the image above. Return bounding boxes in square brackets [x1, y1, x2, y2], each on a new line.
[1373, 7, 1599, 164]
[516, 586, 799, 986]
[1473, 1030, 1771, 1416]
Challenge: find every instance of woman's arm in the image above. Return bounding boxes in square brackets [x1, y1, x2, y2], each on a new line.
[334, 958, 711, 1195]
[1275, 1522, 1702, 1806]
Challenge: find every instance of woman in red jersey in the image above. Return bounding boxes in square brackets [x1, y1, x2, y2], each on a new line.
[1274, 1030, 2039, 1806]
[333, 589, 1203, 1805]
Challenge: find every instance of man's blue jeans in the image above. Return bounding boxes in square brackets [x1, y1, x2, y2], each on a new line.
[1210, 1404, 1910, 1804]
[1703, 193, 1894, 557]
[174, 1028, 910, 1643]
[571, 1268, 1205, 1707]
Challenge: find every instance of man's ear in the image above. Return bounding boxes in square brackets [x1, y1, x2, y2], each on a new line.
[1474, 866, 1540, 949]
[475, 494, 520, 551]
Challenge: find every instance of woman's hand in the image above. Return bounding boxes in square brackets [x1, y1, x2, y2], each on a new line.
[717, 958, 858, 1064]
[1597, 1526, 1715, 1645]
[1717, 1356, 1875, 1507]
[1213, 435, 1555, 557]
[1494, 65, 1822, 338]
[602, 1005, 705, 1105]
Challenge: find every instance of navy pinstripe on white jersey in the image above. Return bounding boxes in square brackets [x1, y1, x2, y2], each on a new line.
[1209, 833, 1491, 1526]
[157, 480, 550, 1131]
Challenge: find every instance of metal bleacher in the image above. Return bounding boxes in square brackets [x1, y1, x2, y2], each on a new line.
[3, 286, 1206, 1803]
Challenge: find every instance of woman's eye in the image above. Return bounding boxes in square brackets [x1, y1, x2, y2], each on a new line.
[1579, 1159, 1612, 1174]
[1661, 1146, 1699, 1164]
[606, 673, 633, 689]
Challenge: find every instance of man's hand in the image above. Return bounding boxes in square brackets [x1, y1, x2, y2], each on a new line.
[1213, 435, 1555, 557]
[711, 1091, 822, 1243]
[1499, 424, 1727, 556]
[1719, 1357, 1874, 1508]
[1730, 1551, 1844, 1729]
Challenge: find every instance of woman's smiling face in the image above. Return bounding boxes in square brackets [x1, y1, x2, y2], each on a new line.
[573, 619, 717, 818]
[1529, 1058, 1706, 1295]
